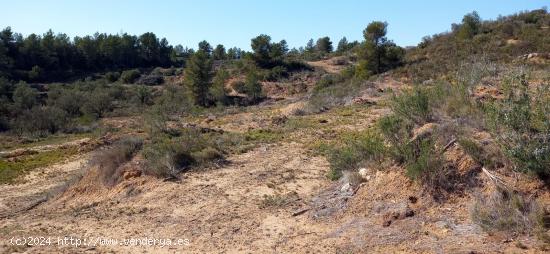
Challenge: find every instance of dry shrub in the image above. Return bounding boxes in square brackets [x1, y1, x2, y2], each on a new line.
[92, 137, 143, 186]
[471, 189, 550, 242]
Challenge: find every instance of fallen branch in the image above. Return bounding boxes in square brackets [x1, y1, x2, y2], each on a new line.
[482, 167, 513, 192]
[291, 208, 310, 217]
[440, 138, 457, 154]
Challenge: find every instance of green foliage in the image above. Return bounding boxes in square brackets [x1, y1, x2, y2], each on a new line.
[232, 81, 246, 94]
[405, 9, 550, 82]
[377, 114, 413, 162]
[391, 87, 432, 124]
[133, 85, 153, 105]
[184, 50, 213, 107]
[457, 11, 481, 40]
[210, 69, 229, 105]
[12, 82, 38, 111]
[325, 130, 386, 180]
[356, 21, 404, 77]
[0, 26, 178, 82]
[120, 69, 141, 84]
[81, 89, 113, 118]
[13, 106, 68, 135]
[250, 34, 287, 67]
[0, 146, 79, 184]
[47, 88, 85, 116]
[212, 44, 227, 60]
[244, 71, 264, 102]
[316, 36, 333, 54]
[142, 128, 229, 177]
[485, 74, 550, 177]
[104, 71, 120, 82]
[28, 65, 43, 81]
[403, 137, 443, 180]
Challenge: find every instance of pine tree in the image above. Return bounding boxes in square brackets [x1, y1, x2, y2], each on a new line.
[184, 50, 213, 107]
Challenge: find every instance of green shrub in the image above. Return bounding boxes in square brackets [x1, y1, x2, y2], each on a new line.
[12, 82, 38, 111]
[378, 114, 412, 162]
[326, 130, 385, 180]
[404, 137, 443, 180]
[104, 71, 120, 82]
[485, 74, 550, 177]
[143, 128, 228, 177]
[81, 90, 113, 118]
[47, 88, 85, 116]
[13, 106, 68, 136]
[244, 72, 264, 102]
[120, 69, 141, 84]
[391, 87, 432, 124]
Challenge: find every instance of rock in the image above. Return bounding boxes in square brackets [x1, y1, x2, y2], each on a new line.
[340, 182, 351, 192]
[319, 119, 328, 124]
[204, 114, 216, 124]
[358, 168, 372, 180]
[381, 203, 415, 227]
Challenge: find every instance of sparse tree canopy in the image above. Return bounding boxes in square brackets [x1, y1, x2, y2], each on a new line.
[198, 40, 213, 55]
[363, 21, 388, 45]
[250, 34, 287, 67]
[457, 11, 482, 39]
[213, 44, 226, 60]
[357, 21, 404, 77]
[316, 36, 333, 53]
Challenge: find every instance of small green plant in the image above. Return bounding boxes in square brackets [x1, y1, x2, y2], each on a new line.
[484, 74, 550, 178]
[391, 86, 432, 124]
[0, 146, 79, 184]
[325, 129, 386, 180]
[259, 192, 298, 209]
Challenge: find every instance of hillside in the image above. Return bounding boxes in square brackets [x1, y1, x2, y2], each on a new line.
[1, 8, 550, 253]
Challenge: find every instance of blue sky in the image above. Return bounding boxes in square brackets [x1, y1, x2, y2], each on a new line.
[1, 0, 547, 50]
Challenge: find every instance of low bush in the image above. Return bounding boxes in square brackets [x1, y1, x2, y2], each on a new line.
[484, 74, 550, 178]
[13, 106, 68, 136]
[391, 86, 432, 124]
[120, 69, 141, 84]
[136, 74, 164, 86]
[92, 137, 143, 186]
[471, 190, 548, 238]
[104, 71, 120, 82]
[325, 129, 386, 180]
[142, 128, 227, 178]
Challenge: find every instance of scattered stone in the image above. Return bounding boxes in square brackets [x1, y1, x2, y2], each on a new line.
[204, 114, 216, 124]
[381, 203, 415, 227]
[358, 168, 373, 180]
[408, 196, 418, 204]
[123, 169, 142, 180]
[340, 182, 351, 192]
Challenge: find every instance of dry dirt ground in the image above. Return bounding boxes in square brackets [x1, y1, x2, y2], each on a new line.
[1, 61, 548, 253]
